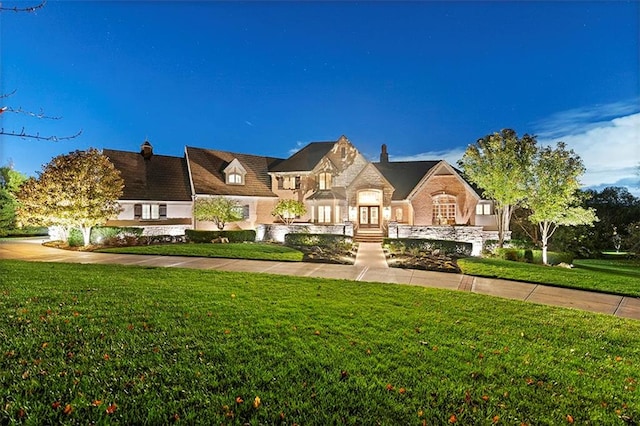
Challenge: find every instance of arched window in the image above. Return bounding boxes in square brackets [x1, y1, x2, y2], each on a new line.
[432, 194, 456, 225]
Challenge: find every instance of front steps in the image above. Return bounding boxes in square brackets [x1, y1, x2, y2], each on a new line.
[353, 229, 385, 243]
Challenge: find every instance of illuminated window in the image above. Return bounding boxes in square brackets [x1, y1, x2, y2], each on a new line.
[134, 203, 166, 220]
[476, 203, 492, 215]
[228, 173, 243, 184]
[318, 172, 332, 190]
[317, 205, 332, 223]
[432, 194, 456, 225]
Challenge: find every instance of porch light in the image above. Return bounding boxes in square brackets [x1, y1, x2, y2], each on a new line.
[349, 207, 358, 221]
[383, 207, 391, 220]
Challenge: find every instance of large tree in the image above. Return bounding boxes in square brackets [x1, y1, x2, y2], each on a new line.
[194, 197, 243, 230]
[458, 129, 537, 247]
[16, 149, 123, 246]
[525, 143, 598, 264]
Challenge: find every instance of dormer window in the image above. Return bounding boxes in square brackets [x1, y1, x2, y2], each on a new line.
[223, 158, 246, 186]
[318, 172, 332, 190]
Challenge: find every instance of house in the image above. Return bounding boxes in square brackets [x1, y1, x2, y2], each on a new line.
[104, 136, 503, 254]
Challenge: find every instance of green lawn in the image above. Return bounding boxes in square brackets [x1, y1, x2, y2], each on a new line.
[1, 260, 638, 424]
[98, 242, 304, 262]
[458, 257, 640, 297]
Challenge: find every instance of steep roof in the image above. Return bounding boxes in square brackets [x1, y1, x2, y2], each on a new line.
[186, 146, 283, 197]
[373, 160, 439, 200]
[269, 141, 336, 172]
[103, 149, 192, 201]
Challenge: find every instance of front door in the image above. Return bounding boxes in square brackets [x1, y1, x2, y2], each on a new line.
[359, 206, 379, 228]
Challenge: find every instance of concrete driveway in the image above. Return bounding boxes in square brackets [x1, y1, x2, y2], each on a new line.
[1, 238, 639, 320]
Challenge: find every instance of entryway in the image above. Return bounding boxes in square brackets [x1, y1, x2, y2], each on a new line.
[359, 206, 379, 228]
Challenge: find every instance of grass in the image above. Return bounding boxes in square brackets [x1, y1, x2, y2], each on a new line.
[458, 257, 640, 297]
[1, 260, 639, 424]
[98, 242, 304, 262]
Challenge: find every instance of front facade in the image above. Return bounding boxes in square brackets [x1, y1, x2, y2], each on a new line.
[104, 136, 501, 251]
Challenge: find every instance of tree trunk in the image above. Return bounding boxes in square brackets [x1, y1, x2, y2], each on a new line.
[540, 221, 549, 265]
[80, 226, 92, 247]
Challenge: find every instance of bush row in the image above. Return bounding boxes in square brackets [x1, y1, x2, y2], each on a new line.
[284, 233, 353, 250]
[185, 229, 256, 243]
[494, 248, 574, 265]
[68, 227, 144, 247]
[383, 238, 472, 257]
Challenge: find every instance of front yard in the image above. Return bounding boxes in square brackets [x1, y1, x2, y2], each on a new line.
[1, 260, 638, 424]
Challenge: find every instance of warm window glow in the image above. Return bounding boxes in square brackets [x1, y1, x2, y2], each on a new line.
[476, 203, 491, 215]
[318, 205, 332, 223]
[142, 204, 160, 220]
[432, 194, 456, 225]
[228, 173, 242, 184]
[395, 208, 403, 222]
[358, 190, 381, 204]
[318, 172, 332, 190]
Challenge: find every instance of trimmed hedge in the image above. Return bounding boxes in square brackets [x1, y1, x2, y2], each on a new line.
[68, 226, 146, 247]
[495, 248, 574, 265]
[186, 229, 256, 243]
[383, 238, 472, 257]
[284, 233, 353, 250]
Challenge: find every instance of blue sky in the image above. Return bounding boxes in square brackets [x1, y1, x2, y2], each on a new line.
[1, 1, 638, 194]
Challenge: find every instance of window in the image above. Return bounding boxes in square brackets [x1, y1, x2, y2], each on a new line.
[476, 203, 492, 215]
[282, 176, 300, 190]
[395, 208, 403, 222]
[228, 173, 242, 185]
[341, 147, 346, 158]
[317, 205, 332, 223]
[432, 195, 456, 225]
[232, 205, 250, 220]
[134, 203, 167, 220]
[318, 172, 332, 190]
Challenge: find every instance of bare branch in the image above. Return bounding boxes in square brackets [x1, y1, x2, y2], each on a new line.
[2, 106, 63, 120]
[0, 89, 18, 99]
[0, 128, 83, 142]
[0, 0, 46, 13]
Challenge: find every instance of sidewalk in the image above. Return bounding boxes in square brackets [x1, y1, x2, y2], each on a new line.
[2, 238, 639, 320]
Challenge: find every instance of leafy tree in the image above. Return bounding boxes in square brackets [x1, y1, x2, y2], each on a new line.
[194, 197, 243, 230]
[458, 129, 537, 247]
[524, 142, 598, 265]
[16, 149, 123, 246]
[626, 221, 640, 255]
[271, 199, 306, 225]
[0, 165, 27, 234]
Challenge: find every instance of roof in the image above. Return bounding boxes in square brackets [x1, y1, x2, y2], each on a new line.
[186, 146, 283, 197]
[269, 141, 336, 172]
[373, 160, 439, 200]
[103, 149, 192, 201]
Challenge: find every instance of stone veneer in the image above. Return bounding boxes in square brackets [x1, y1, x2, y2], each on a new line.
[256, 222, 354, 243]
[387, 222, 511, 256]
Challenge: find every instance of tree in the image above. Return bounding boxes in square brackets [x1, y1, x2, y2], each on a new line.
[194, 197, 243, 230]
[0, 165, 27, 234]
[458, 129, 537, 247]
[16, 149, 123, 246]
[525, 143, 598, 264]
[271, 199, 306, 225]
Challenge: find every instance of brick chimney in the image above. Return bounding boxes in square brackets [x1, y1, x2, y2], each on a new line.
[380, 144, 389, 163]
[140, 140, 153, 160]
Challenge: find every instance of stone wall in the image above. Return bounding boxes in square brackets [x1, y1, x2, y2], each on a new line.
[256, 222, 354, 243]
[387, 223, 510, 256]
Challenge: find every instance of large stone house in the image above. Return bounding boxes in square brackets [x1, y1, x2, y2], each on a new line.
[104, 136, 502, 254]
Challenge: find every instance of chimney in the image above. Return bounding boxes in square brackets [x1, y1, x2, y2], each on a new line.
[140, 140, 153, 160]
[380, 144, 389, 163]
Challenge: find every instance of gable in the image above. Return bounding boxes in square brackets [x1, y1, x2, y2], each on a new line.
[407, 161, 481, 201]
[373, 160, 439, 200]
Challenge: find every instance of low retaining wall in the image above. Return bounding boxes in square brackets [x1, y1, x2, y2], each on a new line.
[256, 223, 354, 243]
[387, 223, 511, 256]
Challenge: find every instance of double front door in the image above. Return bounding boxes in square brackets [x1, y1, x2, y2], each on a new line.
[359, 206, 379, 228]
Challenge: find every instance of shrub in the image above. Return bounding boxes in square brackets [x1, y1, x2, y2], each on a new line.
[524, 249, 534, 263]
[186, 229, 256, 243]
[285, 233, 353, 251]
[90, 226, 143, 245]
[383, 238, 472, 257]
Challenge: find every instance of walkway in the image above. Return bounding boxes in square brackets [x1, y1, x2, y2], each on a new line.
[1, 238, 639, 320]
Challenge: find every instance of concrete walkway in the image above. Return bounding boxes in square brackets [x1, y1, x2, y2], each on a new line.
[1, 238, 639, 320]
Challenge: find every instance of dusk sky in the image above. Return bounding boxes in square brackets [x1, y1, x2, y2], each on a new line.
[1, 1, 638, 195]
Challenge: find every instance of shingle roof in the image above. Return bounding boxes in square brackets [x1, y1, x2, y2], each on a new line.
[373, 161, 439, 200]
[103, 149, 192, 201]
[269, 141, 336, 172]
[186, 146, 283, 197]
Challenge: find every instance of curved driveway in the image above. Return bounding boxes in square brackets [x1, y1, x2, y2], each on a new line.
[1, 238, 639, 320]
